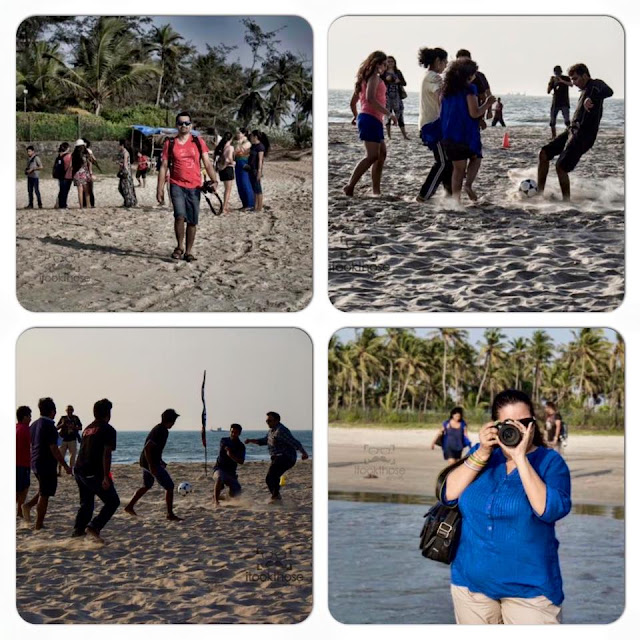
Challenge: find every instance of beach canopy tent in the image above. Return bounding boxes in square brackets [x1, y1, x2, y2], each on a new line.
[129, 124, 203, 162]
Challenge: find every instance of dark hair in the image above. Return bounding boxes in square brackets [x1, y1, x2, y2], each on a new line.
[214, 132, 233, 160]
[355, 50, 388, 92]
[456, 49, 471, 58]
[418, 47, 448, 68]
[491, 390, 545, 447]
[250, 130, 270, 156]
[267, 411, 281, 423]
[230, 423, 243, 433]
[554, 65, 562, 73]
[26, 145, 35, 152]
[58, 142, 69, 153]
[568, 63, 590, 77]
[239, 127, 249, 136]
[385, 55, 403, 78]
[546, 401, 557, 411]
[71, 145, 87, 173]
[83, 138, 91, 148]
[38, 397, 56, 416]
[93, 398, 113, 420]
[175, 110, 191, 124]
[449, 406, 464, 420]
[442, 58, 478, 97]
[17, 405, 32, 422]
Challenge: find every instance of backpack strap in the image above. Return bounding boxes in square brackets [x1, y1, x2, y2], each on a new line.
[168, 134, 204, 170]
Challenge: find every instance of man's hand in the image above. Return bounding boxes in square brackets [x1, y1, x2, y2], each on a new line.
[157, 190, 165, 205]
[390, 114, 398, 126]
[584, 97, 594, 112]
[301, 451, 309, 460]
[351, 116, 357, 126]
[102, 477, 110, 490]
[245, 438, 254, 444]
[64, 463, 72, 475]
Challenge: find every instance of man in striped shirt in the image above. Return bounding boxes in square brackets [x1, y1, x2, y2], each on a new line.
[245, 412, 309, 501]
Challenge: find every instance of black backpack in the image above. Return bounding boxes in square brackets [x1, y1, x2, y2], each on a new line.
[52, 155, 66, 180]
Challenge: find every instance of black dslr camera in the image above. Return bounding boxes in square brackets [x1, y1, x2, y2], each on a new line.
[201, 179, 216, 193]
[496, 420, 524, 447]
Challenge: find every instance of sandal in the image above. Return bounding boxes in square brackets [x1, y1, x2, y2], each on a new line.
[184, 254, 198, 263]
[171, 247, 184, 260]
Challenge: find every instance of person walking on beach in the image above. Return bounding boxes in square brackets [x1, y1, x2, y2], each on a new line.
[431, 407, 471, 465]
[83, 139, 98, 207]
[57, 405, 82, 475]
[344, 51, 397, 197]
[72, 140, 92, 209]
[233, 128, 255, 210]
[72, 399, 119, 542]
[491, 98, 506, 126]
[548, 65, 572, 139]
[157, 111, 218, 262]
[245, 412, 309, 502]
[544, 402, 565, 454]
[53, 142, 73, 209]
[24, 146, 43, 209]
[442, 389, 571, 623]
[16, 405, 32, 519]
[24, 397, 71, 530]
[384, 56, 409, 140]
[136, 150, 149, 188]
[415, 46, 451, 201]
[456, 49, 492, 127]
[248, 130, 270, 212]
[124, 409, 183, 521]
[440, 57, 496, 202]
[214, 132, 236, 214]
[537, 63, 613, 201]
[117, 139, 137, 208]
[213, 423, 246, 506]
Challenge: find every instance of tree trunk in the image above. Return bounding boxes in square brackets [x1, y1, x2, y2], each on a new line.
[155, 61, 165, 107]
[476, 359, 490, 407]
[442, 341, 448, 404]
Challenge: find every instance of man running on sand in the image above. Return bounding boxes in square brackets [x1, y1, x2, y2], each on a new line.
[537, 63, 613, 201]
[156, 111, 218, 263]
[212, 423, 246, 507]
[57, 404, 82, 475]
[245, 412, 309, 502]
[72, 399, 119, 542]
[125, 409, 183, 521]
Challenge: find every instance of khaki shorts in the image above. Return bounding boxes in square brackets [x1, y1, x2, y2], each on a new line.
[451, 585, 562, 624]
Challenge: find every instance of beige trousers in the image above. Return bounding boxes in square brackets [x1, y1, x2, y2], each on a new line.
[59, 440, 77, 468]
[451, 585, 562, 624]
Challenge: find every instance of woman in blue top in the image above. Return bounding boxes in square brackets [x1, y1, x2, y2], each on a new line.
[431, 406, 471, 465]
[440, 57, 496, 202]
[443, 389, 571, 624]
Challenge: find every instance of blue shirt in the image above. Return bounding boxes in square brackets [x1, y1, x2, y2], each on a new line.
[440, 83, 482, 157]
[30, 416, 59, 474]
[442, 419, 470, 452]
[445, 444, 571, 605]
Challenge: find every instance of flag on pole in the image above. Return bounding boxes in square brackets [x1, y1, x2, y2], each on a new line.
[201, 369, 207, 474]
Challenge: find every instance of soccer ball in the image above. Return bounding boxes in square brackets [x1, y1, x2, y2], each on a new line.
[519, 179, 538, 197]
[177, 481, 192, 496]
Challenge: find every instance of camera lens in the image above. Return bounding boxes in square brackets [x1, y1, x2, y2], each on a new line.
[497, 422, 522, 447]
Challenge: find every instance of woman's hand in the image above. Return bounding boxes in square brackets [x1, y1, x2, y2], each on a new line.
[497, 419, 535, 464]
[389, 114, 398, 126]
[478, 422, 499, 456]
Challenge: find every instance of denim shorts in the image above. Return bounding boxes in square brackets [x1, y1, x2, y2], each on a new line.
[213, 468, 242, 496]
[142, 466, 175, 491]
[357, 113, 384, 143]
[16, 466, 30, 492]
[170, 183, 201, 225]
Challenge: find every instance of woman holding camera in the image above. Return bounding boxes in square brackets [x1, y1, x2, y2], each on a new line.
[442, 389, 571, 624]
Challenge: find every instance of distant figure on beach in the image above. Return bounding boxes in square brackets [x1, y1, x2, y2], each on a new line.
[117, 139, 137, 208]
[547, 65, 572, 139]
[431, 407, 471, 465]
[136, 150, 149, 188]
[415, 46, 451, 201]
[245, 412, 309, 502]
[491, 98, 505, 126]
[212, 423, 246, 506]
[383, 56, 409, 140]
[214, 132, 236, 214]
[72, 140, 92, 209]
[124, 409, 183, 521]
[83, 139, 97, 207]
[233, 128, 255, 210]
[25, 397, 71, 530]
[72, 398, 119, 542]
[16, 405, 32, 519]
[24, 145, 43, 209]
[52, 142, 72, 209]
[456, 49, 492, 128]
[442, 389, 571, 623]
[248, 130, 270, 212]
[157, 111, 218, 263]
[537, 63, 613, 201]
[343, 51, 397, 197]
[56, 405, 82, 475]
[544, 401, 565, 454]
[441, 57, 496, 202]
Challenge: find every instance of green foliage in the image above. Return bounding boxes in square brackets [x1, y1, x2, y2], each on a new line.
[100, 104, 167, 126]
[291, 123, 313, 148]
[17, 112, 128, 142]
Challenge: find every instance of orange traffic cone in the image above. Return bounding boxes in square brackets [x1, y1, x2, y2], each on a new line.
[502, 132, 510, 149]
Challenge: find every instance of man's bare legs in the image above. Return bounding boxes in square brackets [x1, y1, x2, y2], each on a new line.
[185, 224, 197, 256]
[22, 491, 39, 522]
[371, 141, 387, 195]
[16, 488, 29, 518]
[35, 495, 49, 530]
[124, 486, 149, 515]
[464, 157, 482, 201]
[165, 488, 182, 521]
[174, 217, 185, 254]
[537, 149, 550, 194]
[451, 160, 467, 202]
[344, 141, 383, 196]
[556, 164, 571, 201]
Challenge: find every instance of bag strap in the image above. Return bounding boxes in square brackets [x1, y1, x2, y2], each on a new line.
[169, 134, 203, 171]
[435, 449, 490, 505]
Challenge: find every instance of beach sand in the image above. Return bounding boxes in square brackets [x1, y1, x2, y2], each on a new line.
[16, 154, 312, 312]
[16, 460, 312, 624]
[328, 123, 624, 312]
[329, 427, 623, 507]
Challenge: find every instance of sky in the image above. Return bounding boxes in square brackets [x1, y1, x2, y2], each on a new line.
[16, 329, 312, 431]
[151, 16, 313, 66]
[329, 16, 624, 97]
[334, 328, 619, 352]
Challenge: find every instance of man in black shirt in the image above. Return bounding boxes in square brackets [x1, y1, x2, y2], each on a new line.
[72, 398, 119, 542]
[457, 49, 492, 127]
[213, 423, 246, 506]
[547, 65, 572, 139]
[124, 409, 182, 521]
[57, 404, 82, 475]
[537, 63, 613, 201]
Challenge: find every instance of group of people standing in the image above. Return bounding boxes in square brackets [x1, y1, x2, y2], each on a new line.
[16, 398, 308, 542]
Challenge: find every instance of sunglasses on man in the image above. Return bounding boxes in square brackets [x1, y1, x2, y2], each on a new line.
[177, 121, 192, 127]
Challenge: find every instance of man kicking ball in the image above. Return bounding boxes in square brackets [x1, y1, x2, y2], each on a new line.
[212, 423, 246, 507]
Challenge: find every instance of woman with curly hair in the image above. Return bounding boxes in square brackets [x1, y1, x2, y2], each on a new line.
[440, 57, 495, 202]
[344, 51, 397, 197]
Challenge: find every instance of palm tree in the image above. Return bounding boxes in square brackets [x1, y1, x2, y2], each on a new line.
[261, 53, 306, 127]
[508, 337, 528, 390]
[475, 329, 507, 407]
[608, 334, 624, 427]
[432, 329, 468, 405]
[16, 41, 63, 109]
[351, 329, 383, 411]
[237, 69, 267, 126]
[147, 24, 188, 107]
[564, 329, 609, 399]
[395, 334, 425, 411]
[527, 330, 554, 404]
